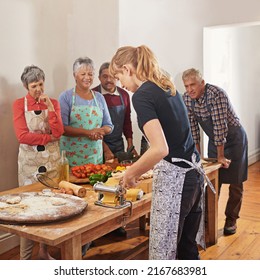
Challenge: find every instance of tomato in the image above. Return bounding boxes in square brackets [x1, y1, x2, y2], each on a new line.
[99, 170, 106, 176]
[71, 166, 80, 172]
[95, 165, 102, 171]
[71, 163, 113, 180]
[85, 167, 93, 174]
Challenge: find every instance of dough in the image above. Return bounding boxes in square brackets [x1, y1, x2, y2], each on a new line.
[50, 197, 67, 206]
[38, 189, 55, 197]
[6, 196, 22, 204]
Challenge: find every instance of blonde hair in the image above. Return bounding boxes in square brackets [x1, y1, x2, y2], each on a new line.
[182, 68, 203, 83]
[109, 45, 176, 95]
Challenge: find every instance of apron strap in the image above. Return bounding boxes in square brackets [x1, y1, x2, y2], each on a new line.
[171, 154, 216, 194]
[24, 97, 28, 111]
[73, 87, 100, 109]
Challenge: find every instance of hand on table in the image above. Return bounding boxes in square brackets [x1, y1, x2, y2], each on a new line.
[218, 156, 231, 168]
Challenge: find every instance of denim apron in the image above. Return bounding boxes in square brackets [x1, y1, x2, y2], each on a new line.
[104, 92, 125, 154]
[191, 88, 248, 184]
[60, 90, 103, 166]
[18, 97, 60, 186]
[149, 154, 215, 260]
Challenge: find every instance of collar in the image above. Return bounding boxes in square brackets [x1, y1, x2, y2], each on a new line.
[26, 93, 41, 105]
[101, 86, 120, 96]
[196, 94, 205, 105]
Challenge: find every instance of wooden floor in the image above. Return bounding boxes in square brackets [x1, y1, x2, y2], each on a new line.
[1, 161, 259, 260]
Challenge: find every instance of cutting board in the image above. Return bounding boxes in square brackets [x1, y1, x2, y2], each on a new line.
[69, 173, 89, 183]
[0, 191, 87, 224]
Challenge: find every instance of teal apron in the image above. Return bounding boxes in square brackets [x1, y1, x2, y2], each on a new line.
[60, 90, 103, 166]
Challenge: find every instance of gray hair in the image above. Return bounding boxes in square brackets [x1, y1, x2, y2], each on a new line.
[182, 68, 203, 82]
[98, 62, 110, 76]
[73, 57, 95, 74]
[21, 65, 45, 89]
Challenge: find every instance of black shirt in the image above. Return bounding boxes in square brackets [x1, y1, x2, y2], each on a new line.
[132, 81, 199, 165]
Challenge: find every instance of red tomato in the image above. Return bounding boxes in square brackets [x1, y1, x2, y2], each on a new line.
[95, 165, 102, 171]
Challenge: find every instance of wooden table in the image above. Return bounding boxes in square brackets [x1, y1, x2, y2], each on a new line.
[0, 182, 151, 260]
[0, 162, 221, 259]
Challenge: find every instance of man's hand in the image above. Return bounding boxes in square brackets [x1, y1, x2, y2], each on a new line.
[104, 150, 114, 161]
[217, 145, 231, 168]
[218, 156, 231, 168]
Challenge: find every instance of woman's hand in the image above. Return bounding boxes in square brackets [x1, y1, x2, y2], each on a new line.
[50, 135, 60, 142]
[88, 128, 107, 141]
[39, 94, 54, 111]
[119, 169, 140, 189]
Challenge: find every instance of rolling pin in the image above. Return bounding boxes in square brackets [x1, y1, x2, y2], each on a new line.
[59, 181, 86, 198]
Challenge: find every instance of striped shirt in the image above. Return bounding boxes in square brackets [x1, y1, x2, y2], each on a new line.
[183, 84, 241, 146]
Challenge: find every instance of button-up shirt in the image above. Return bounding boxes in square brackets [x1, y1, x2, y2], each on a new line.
[13, 93, 64, 145]
[183, 83, 241, 146]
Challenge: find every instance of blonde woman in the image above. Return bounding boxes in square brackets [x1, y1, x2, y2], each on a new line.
[109, 45, 204, 260]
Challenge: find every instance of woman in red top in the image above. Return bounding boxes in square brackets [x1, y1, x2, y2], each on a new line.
[13, 65, 64, 260]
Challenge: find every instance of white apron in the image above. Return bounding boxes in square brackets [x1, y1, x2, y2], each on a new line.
[18, 97, 60, 186]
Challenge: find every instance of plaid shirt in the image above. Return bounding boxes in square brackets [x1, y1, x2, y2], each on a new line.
[183, 84, 241, 146]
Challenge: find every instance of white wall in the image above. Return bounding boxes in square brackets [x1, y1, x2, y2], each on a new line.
[119, 0, 260, 162]
[1, 0, 260, 191]
[0, 0, 119, 190]
[203, 23, 260, 163]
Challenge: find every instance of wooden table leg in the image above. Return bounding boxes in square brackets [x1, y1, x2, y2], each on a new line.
[60, 235, 82, 260]
[139, 215, 147, 230]
[139, 213, 151, 230]
[206, 171, 219, 246]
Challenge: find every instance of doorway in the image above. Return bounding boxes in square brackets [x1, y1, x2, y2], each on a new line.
[202, 22, 260, 162]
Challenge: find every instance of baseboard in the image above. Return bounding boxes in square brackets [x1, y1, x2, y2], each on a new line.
[0, 232, 20, 255]
[248, 149, 260, 166]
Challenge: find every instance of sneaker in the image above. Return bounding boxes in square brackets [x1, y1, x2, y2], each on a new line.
[224, 219, 237, 235]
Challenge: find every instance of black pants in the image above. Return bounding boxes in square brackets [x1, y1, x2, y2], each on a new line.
[219, 182, 244, 221]
[177, 169, 203, 260]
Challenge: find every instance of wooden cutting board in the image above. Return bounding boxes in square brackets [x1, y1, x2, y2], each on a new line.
[69, 173, 89, 183]
[0, 191, 87, 224]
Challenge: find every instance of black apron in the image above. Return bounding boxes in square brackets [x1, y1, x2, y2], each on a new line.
[191, 88, 248, 185]
[104, 90, 126, 154]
